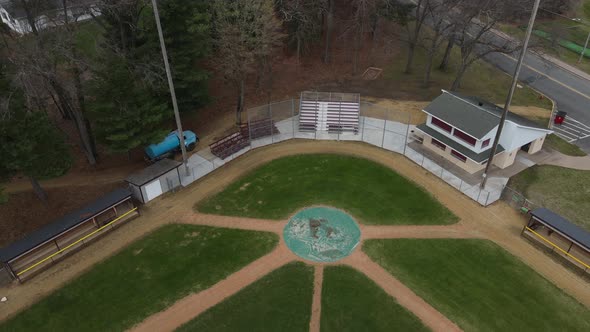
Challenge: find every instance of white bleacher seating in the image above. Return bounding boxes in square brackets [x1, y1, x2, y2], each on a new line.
[298, 93, 360, 133]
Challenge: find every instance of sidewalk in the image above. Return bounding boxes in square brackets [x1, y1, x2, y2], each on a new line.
[538, 150, 590, 170]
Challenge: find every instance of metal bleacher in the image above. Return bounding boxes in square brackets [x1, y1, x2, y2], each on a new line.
[299, 91, 360, 133]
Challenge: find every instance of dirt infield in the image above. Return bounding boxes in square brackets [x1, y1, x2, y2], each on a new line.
[2, 140, 589, 329]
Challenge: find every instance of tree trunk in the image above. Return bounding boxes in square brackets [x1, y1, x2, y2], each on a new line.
[323, 0, 334, 64]
[369, 17, 379, 66]
[20, 0, 39, 35]
[404, 43, 415, 74]
[423, 51, 434, 87]
[450, 63, 467, 91]
[29, 176, 47, 201]
[353, 30, 361, 74]
[296, 35, 301, 64]
[72, 58, 98, 163]
[423, 38, 438, 87]
[236, 80, 244, 125]
[439, 35, 455, 71]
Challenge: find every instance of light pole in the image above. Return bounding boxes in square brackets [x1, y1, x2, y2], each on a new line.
[151, 0, 189, 175]
[481, 0, 541, 189]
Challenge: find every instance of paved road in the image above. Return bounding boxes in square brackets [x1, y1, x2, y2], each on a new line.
[481, 33, 590, 152]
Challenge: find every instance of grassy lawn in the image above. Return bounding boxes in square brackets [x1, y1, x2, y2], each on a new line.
[363, 239, 590, 332]
[321, 266, 429, 332]
[178, 262, 314, 332]
[382, 32, 553, 111]
[0, 225, 278, 332]
[545, 134, 588, 156]
[197, 154, 457, 225]
[508, 165, 590, 231]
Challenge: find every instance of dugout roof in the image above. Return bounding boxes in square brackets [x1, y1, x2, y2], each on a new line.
[0, 188, 132, 262]
[530, 208, 590, 253]
[126, 159, 182, 186]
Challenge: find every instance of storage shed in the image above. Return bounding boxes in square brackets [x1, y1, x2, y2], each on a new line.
[0, 188, 139, 283]
[126, 159, 182, 203]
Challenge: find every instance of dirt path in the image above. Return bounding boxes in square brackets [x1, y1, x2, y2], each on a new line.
[309, 266, 324, 332]
[131, 244, 294, 332]
[3, 140, 589, 327]
[342, 251, 462, 332]
[360, 223, 482, 239]
[179, 213, 285, 234]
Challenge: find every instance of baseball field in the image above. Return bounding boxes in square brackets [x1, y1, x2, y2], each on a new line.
[2, 143, 589, 331]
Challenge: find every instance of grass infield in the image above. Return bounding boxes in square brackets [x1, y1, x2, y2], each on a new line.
[321, 266, 429, 332]
[0, 225, 278, 332]
[364, 239, 590, 332]
[178, 262, 314, 332]
[197, 154, 457, 225]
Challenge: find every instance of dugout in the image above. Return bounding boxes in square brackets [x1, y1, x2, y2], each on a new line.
[126, 159, 182, 203]
[523, 208, 590, 273]
[0, 188, 139, 283]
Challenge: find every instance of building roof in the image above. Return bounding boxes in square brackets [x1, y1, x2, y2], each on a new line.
[0, 188, 132, 263]
[530, 208, 590, 253]
[0, 0, 96, 20]
[423, 90, 548, 139]
[416, 124, 505, 163]
[126, 159, 182, 186]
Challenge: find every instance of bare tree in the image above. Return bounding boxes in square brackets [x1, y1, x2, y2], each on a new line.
[403, 0, 431, 74]
[323, 0, 334, 63]
[449, 0, 523, 91]
[277, 0, 327, 63]
[213, 0, 285, 125]
[422, 0, 460, 86]
[4, 0, 99, 165]
[348, 0, 379, 74]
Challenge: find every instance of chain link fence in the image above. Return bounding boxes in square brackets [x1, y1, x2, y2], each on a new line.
[178, 98, 504, 206]
[501, 186, 540, 213]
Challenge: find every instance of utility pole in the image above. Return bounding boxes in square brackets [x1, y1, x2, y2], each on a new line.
[151, 0, 189, 175]
[481, 0, 541, 189]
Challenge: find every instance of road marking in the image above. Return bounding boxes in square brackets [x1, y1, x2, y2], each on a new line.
[566, 117, 590, 129]
[551, 115, 590, 142]
[497, 52, 590, 100]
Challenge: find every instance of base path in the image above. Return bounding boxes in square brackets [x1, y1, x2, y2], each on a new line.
[131, 244, 294, 332]
[309, 266, 324, 332]
[341, 251, 462, 332]
[361, 224, 481, 239]
[180, 213, 285, 234]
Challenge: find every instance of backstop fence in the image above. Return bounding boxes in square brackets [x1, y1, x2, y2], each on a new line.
[178, 98, 503, 207]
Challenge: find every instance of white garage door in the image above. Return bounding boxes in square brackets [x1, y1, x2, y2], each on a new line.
[144, 180, 163, 202]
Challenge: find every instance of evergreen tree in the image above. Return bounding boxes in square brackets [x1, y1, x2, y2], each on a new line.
[87, 53, 170, 153]
[154, 0, 212, 113]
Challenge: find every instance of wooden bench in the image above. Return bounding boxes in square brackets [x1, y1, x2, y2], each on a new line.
[210, 130, 249, 160]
